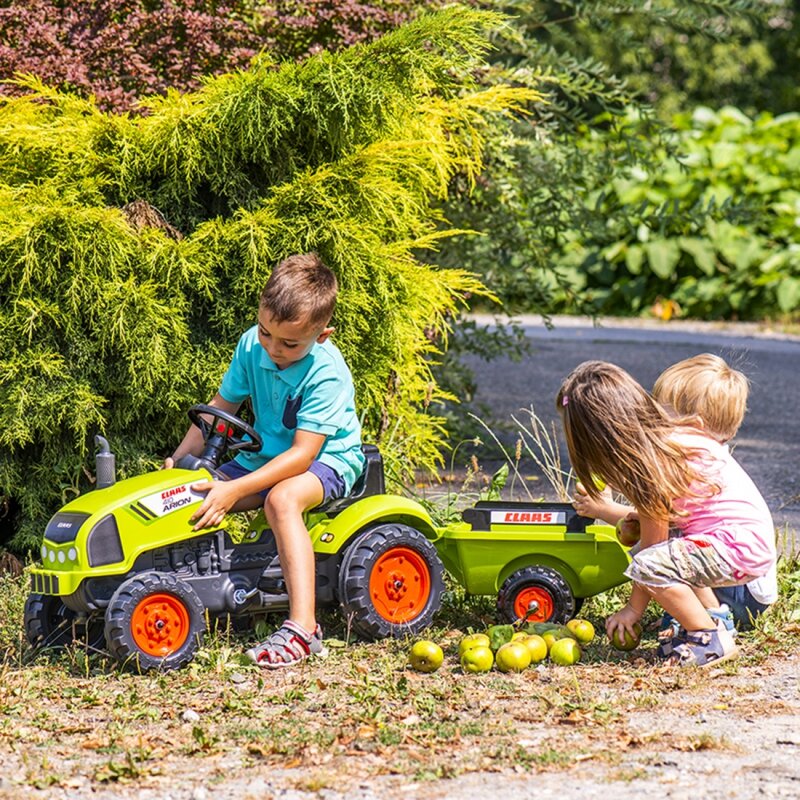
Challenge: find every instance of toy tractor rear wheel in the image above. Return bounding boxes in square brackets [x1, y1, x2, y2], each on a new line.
[496, 565, 575, 625]
[337, 523, 444, 640]
[24, 594, 104, 650]
[104, 572, 206, 671]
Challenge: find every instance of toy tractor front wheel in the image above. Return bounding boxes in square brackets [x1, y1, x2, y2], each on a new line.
[24, 594, 104, 650]
[496, 565, 575, 625]
[104, 572, 206, 671]
[338, 523, 444, 640]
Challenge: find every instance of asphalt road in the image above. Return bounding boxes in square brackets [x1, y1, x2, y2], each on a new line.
[460, 315, 800, 540]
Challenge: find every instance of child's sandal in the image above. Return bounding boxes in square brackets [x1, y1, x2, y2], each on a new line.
[656, 627, 684, 659]
[668, 623, 738, 668]
[246, 620, 327, 669]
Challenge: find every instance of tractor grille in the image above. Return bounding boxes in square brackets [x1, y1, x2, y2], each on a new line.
[30, 572, 60, 595]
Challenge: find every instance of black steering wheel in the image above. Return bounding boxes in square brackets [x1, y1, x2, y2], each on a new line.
[177, 404, 263, 472]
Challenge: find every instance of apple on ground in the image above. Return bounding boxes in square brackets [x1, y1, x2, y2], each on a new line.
[542, 628, 576, 652]
[409, 640, 444, 673]
[566, 618, 595, 644]
[520, 634, 548, 663]
[549, 637, 582, 665]
[495, 642, 532, 673]
[460, 645, 494, 674]
[458, 633, 491, 657]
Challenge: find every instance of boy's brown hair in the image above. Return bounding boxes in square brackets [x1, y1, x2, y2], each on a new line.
[653, 354, 748, 443]
[260, 252, 337, 327]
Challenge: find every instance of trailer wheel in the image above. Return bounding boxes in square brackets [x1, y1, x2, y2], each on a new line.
[496, 565, 575, 625]
[338, 523, 445, 640]
[104, 572, 206, 671]
[24, 594, 105, 650]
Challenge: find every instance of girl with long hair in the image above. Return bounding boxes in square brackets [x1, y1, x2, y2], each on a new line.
[557, 361, 775, 667]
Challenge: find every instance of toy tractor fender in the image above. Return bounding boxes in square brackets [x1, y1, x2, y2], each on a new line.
[317, 496, 443, 641]
[310, 494, 438, 555]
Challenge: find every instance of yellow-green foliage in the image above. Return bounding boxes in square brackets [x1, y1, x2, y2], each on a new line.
[0, 7, 538, 552]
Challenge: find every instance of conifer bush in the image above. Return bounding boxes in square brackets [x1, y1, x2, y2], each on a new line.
[0, 8, 533, 553]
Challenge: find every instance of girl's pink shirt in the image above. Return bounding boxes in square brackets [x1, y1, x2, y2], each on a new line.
[671, 431, 776, 580]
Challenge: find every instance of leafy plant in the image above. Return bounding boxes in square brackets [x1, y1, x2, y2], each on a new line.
[432, 1, 781, 318]
[255, 0, 425, 60]
[0, 0, 264, 113]
[562, 106, 800, 319]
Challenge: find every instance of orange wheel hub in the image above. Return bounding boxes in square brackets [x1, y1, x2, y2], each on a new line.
[131, 593, 190, 657]
[513, 586, 554, 623]
[369, 547, 431, 623]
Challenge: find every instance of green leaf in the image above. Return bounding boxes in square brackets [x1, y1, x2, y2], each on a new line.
[710, 142, 740, 170]
[480, 463, 508, 502]
[625, 244, 644, 275]
[758, 251, 787, 275]
[644, 239, 681, 279]
[487, 624, 514, 651]
[777, 277, 800, 312]
[678, 237, 717, 276]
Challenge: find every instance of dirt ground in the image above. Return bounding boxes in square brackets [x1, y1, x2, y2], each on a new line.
[2, 645, 798, 800]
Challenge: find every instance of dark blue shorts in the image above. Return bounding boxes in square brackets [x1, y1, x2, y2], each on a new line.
[217, 459, 346, 506]
[713, 585, 770, 630]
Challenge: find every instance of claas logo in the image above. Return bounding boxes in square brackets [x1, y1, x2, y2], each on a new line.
[490, 510, 567, 525]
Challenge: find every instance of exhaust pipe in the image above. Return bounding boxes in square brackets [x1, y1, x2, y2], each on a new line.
[94, 435, 116, 489]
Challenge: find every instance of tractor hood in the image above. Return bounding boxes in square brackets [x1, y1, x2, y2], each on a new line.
[60, 468, 210, 518]
[32, 468, 217, 596]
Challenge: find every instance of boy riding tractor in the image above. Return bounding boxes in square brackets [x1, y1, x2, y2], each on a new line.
[26, 407, 630, 671]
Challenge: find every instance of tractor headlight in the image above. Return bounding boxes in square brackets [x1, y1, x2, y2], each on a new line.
[86, 514, 124, 567]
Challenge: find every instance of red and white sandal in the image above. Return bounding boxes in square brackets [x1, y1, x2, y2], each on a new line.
[245, 620, 327, 669]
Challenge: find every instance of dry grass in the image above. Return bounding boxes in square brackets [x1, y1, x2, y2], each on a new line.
[1, 553, 799, 796]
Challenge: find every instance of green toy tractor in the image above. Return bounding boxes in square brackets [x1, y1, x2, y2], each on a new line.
[25, 405, 446, 671]
[26, 406, 632, 671]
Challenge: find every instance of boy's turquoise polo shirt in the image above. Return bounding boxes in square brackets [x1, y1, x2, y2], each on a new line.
[219, 325, 364, 494]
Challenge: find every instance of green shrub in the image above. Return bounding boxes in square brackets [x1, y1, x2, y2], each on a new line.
[0, 8, 533, 552]
[561, 106, 800, 319]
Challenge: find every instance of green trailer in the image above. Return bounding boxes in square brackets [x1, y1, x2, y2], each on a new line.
[435, 501, 631, 623]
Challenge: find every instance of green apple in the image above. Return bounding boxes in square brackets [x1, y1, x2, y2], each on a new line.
[542, 627, 576, 652]
[610, 623, 643, 651]
[409, 640, 444, 673]
[520, 634, 548, 663]
[495, 642, 532, 673]
[566, 618, 595, 644]
[460, 645, 494, 674]
[458, 633, 491, 657]
[549, 637, 582, 666]
[616, 518, 641, 547]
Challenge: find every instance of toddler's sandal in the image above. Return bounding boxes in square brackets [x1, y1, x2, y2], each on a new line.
[668, 625, 738, 668]
[656, 627, 684, 660]
[246, 620, 327, 669]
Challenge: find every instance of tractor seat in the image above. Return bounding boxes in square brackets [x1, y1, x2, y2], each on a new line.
[321, 444, 385, 514]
